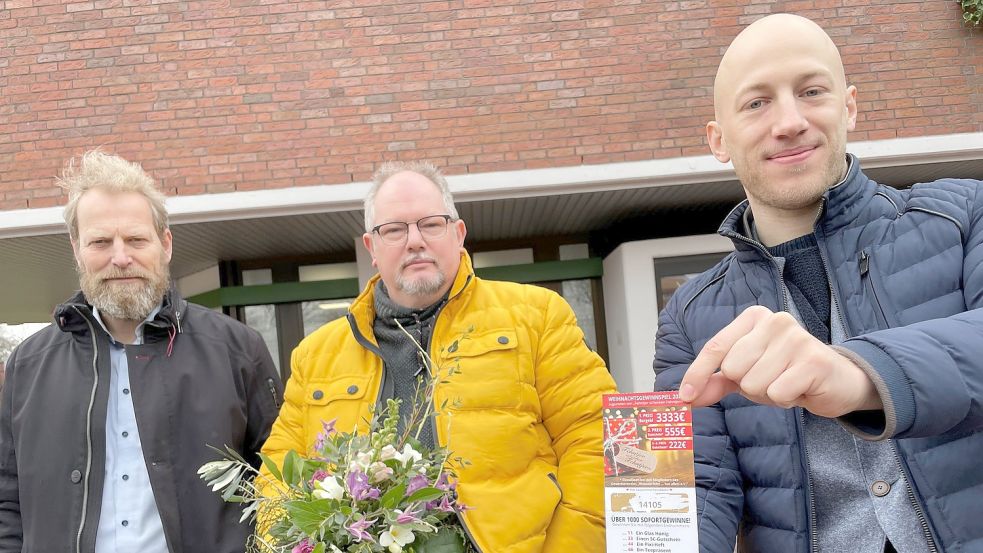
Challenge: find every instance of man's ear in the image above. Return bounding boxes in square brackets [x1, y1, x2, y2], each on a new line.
[706, 121, 730, 163]
[844, 85, 858, 132]
[362, 233, 377, 268]
[161, 228, 173, 264]
[453, 219, 467, 248]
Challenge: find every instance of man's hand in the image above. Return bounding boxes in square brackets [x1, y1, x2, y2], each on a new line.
[678, 306, 883, 418]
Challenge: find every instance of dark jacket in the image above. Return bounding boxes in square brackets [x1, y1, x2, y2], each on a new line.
[655, 156, 983, 552]
[0, 288, 283, 553]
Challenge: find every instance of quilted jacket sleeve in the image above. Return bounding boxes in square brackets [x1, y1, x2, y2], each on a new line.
[654, 294, 744, 553]
[536, 291, 619, 553]
[840, 179, 983, 440]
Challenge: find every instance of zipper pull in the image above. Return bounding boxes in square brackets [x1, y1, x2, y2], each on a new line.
[266, 377, 281, 409]
[859, 250, 869, 277]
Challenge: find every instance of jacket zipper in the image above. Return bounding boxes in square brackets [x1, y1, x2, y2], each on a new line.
[795, 410, 819, 553]
[813, 221, 851, 342]
[74, 307, 100, 553]
[858, 251, 890, 329]
[427, 277, 483, 553]
[431, 414, 482, 553]
[890, 442, 939, 552]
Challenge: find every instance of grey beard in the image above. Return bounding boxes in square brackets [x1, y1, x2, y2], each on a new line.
[80, 269, 170, 321]
[395, 270, 445, 298]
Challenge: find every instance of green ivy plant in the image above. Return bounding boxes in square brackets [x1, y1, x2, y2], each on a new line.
[962, 0, 983, 25]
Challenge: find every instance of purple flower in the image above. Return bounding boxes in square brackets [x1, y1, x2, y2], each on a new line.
[310, 469, 329, 485]
[292, 539, 315, 553]
[346, 470, 380, 501]
[436, 495, 457, 513]
[312, 419, 338, 452]
[345, 516, 377, 543]
[434, 472, 455, 492]
[396, 506, 422, 525]
[405, 474, 429, 496]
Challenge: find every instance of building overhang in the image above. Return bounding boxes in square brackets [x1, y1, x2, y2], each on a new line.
[2, 133, 981, 323]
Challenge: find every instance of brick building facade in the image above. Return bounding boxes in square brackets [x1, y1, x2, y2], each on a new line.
[1, 0, 979, 208]
[1, 0, 980, 385]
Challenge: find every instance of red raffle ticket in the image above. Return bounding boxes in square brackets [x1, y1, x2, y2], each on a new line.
[603, 391, 698, 553]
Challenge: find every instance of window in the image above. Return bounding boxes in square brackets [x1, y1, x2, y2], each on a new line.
[302, 299, 354, 336]
[653, 253, 727, 311]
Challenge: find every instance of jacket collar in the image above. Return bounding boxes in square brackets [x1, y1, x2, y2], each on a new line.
[347, 250, 476, 345]
[718, 153, 871, 257]
[54, 285, 187, 337]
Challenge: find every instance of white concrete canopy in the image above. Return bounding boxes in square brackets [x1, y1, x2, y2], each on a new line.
[1, 133, 981, 324]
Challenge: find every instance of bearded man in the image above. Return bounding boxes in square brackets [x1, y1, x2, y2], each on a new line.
[0, 150, 283, 553]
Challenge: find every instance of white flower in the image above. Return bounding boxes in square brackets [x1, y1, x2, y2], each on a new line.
[395, 445, 423, 466]
[379, 444, 398, 461]
[312, 476, 345, 500]
[348, 450, 374, 473]
[368, 461, 394, 484]
[379, 525, 415, 553]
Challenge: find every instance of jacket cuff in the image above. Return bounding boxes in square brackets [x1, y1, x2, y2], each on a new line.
[833, 340, 914, 440]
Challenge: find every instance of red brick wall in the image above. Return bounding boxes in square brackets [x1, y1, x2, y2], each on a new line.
[1, 0, 980, 210]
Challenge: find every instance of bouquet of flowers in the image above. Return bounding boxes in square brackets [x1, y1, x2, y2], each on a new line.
[199, 327, 475, 553]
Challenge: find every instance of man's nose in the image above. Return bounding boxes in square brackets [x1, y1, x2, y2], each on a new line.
[772, 95, 809, 138]
[404, 222, 426, 249]
[109, 238, 132, 267]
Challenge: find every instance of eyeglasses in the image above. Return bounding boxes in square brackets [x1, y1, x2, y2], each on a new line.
[371, 214, 454, 245]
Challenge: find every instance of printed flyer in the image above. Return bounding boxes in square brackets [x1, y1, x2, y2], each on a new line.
[603, 391, 698, 553]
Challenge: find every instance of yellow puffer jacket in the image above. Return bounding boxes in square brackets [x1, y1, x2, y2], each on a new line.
[261, 252, 618, 552]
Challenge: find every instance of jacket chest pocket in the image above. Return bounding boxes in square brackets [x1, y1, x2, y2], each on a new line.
[435, 329, 523, 411]
[304, 375, 373, 439]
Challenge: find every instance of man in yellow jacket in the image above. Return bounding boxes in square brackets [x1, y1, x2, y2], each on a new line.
[261, 160, 618, 552]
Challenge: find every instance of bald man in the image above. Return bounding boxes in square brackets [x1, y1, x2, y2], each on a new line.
[654, 14, 983, 553]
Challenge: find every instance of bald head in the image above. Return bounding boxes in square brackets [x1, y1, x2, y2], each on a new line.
[714, 14, 847, 121]
[704, 13, 858, 238]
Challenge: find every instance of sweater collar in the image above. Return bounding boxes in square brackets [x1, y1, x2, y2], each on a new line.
[347, 251, 476, 345]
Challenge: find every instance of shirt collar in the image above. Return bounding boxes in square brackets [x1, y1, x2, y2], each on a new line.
[91, 304, 163, 346]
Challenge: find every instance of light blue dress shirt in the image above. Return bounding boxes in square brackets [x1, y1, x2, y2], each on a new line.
[92, 307, 169, 553]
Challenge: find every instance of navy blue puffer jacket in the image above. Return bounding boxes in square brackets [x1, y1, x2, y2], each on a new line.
[654, 156, 983, 553]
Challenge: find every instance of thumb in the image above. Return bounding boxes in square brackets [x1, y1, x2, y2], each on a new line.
[682, 372, 739, 407]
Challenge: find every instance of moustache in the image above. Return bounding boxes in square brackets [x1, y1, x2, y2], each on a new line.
[100, 269, 149, 283]
[400, 254, 437, 270]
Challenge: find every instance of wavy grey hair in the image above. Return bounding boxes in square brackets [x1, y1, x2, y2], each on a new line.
[364, 161, 459, 232]
[59, 150, 168, 241]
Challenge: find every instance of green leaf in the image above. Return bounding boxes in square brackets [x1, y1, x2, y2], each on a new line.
[221, 471, 244, 501]
[405, 486, 444, 504]
[282, 450, 299, 486]
[312, 544, 326, 553]
[284, 498, 335, 535]
[259, 452, 283, 481]
[414, 527, 468, 553]
[380, 482, 408, 510]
